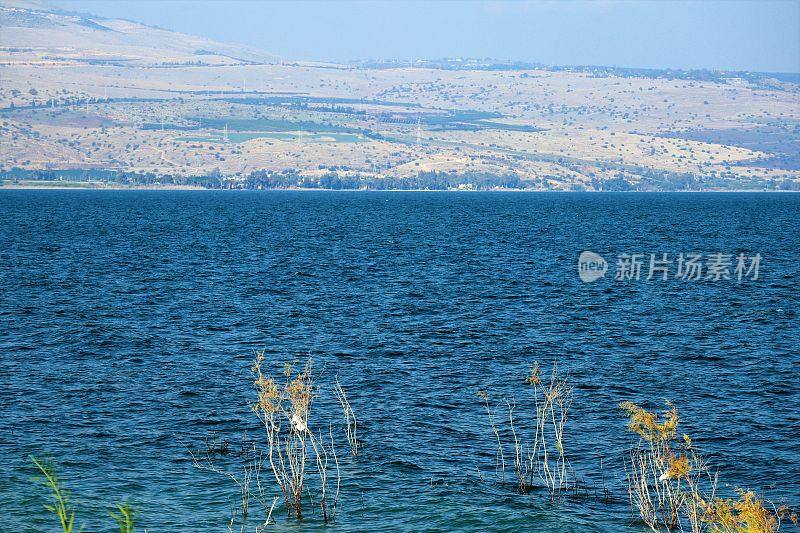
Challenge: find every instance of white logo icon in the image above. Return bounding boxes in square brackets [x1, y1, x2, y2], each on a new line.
[578, 251, 607, 283]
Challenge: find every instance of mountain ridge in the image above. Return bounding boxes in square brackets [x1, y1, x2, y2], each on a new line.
[0, 0, 280, 66]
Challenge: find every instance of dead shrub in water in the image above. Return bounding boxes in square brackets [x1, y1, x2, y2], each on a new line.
[188, 434, 263, 521]
[621, 401, 693, 530]
[251, 353, 340, 522]
[620, 401, 781, 533]
[310, 426, 341, 523]
[527, 362, 572, 495]
[479, 361, 573, 497]
[334, 376, 360, 457]
[477, 389, 505, 483]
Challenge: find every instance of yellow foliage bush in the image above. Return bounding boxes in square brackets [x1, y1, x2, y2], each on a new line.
[699, 489, 779, 533]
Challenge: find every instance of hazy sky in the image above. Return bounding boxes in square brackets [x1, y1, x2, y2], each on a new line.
[55, 0, 800, 72]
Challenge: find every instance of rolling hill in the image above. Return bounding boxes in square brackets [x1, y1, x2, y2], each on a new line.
[0, 0, 278, 66]
[1, 0, 798, 190]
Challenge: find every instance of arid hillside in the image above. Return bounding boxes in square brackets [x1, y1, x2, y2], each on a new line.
[2, 1, 799, 190]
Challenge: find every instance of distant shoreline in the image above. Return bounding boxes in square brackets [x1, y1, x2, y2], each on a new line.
[1, 183, 796, 193]
[0, 182, 207, 191]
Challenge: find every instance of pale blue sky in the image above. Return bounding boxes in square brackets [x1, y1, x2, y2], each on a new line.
[55, 0, 800, 72]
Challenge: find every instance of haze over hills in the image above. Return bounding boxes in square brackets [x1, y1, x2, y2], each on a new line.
[1, 0, 799, 190]
[0, 0, 278, 65]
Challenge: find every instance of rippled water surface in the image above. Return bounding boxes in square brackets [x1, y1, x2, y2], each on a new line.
[1, 191, 798, 531]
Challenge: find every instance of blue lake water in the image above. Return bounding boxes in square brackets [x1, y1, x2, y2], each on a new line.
[0, 191, 798, 531]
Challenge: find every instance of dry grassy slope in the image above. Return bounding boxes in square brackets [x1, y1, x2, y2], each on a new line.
[0, 1, 277, 65]
[1, 1, 798, 190]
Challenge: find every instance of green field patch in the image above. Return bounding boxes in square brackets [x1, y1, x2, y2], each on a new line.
[177, 131, 366, 144]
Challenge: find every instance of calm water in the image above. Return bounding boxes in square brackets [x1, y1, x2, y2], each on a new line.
[0, 191, 798, 532]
